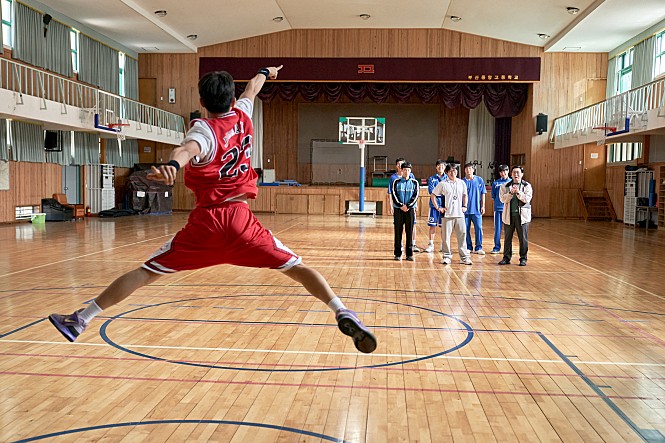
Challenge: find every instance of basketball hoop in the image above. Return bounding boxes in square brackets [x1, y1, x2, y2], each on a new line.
[108, 122, 129, 142]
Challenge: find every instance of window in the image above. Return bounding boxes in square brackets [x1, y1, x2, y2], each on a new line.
[1, 0, 12, 48]
[118, 52, 125, 97]
[655, 31, 665, 78]
[70, 29, 79, 73]
[616, 48, 634, 94]
[607, 142, 642, 163]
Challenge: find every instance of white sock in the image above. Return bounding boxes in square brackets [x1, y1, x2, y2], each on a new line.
[428, 240, 434, 245]
[327, 297, 346, 313]
[78, 300, 103, 323]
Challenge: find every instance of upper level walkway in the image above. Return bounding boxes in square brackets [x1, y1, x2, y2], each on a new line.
[552, 76, 665, 149]
[0, 57, 185, 145]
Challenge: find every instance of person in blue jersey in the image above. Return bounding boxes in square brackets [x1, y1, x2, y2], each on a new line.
[425, 159, 446, 253]
[386, 157, 421, 252]
[430, 163, 471, 265]
[462, 162, 487, 255]
[391, 162, 420, 261]
[490, 164, 511, 254]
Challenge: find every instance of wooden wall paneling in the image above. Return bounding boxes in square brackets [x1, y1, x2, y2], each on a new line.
[308, 195, 325, 214]
[138, 78, 157, 107]
[114, 167, 131, 208]
[324, 194, 340, 214]
[606, 166, 626, 221]
[439, 105, 470, 164]
[0, 162, 62, 223]
[137, 140, 156, 164]
[263, 99, 299, 181]
[276, 193, 307, 213]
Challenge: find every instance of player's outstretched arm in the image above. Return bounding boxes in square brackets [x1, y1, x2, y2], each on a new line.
[240, 65, 283, 102]
[147, 140, 201, 185]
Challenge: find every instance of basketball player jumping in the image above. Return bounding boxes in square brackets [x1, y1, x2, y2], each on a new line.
[49, 65, 377, 354]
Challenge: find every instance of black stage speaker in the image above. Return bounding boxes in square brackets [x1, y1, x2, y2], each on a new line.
[536, 113, 548, 135]
[44, 130, 62, 152]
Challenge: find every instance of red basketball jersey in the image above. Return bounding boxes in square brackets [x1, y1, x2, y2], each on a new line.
[185, 106, 258, 207]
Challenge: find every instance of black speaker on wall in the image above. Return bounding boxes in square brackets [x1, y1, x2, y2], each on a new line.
[536, 113, 548, 135]
[44, 130, 62, 152]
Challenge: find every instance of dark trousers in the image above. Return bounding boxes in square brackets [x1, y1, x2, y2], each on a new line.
[394, 208, 415, 258]
[503, 213, 529, 261]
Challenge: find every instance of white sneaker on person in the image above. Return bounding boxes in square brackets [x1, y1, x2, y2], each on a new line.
[442, 257, 451, 265]
[425, 244, 434, 253]
[460, 257, 473, 265]
[474, 249, 486, 255]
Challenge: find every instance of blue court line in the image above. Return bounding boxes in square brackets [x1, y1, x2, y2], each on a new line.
[619, 320, 649, 323]
[0, 319, 46, 338]
[569, 318, 604, 322]
[478, 316, 511, 319]
[298, 309, 328, 313]
[99, 295, 475, 373]
[212, 306, 244, 310]
[255, 307, 286, 311]
[10, 419, 347, 443]
[388, 312, 419, 316]
[171, 305, 202, 308]
[538, 332, 664, 442]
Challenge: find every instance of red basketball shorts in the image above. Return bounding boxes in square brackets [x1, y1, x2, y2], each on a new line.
[142, 202, 301, 274]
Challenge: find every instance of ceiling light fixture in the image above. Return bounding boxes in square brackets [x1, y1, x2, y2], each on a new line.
[273, 16, 284, 22]
[359, 13, 371, 20]
[450, 16, 461, 22]
[154, 10, 167, 17]
[566, 7, 580, 15]
[538, 33, 550, 40]
[186, 34, 197, 40]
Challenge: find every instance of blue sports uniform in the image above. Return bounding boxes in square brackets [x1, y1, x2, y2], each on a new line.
[427, 173, 445, 227]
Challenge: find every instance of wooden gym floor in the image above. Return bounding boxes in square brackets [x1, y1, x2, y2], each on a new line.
[1, 213, 664, 442]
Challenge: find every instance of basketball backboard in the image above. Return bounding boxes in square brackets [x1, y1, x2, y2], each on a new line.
[339, 117, 385, 145]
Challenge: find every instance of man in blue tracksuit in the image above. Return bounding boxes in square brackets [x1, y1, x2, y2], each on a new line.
[391, 162, 419, 261]
[490, 164, 511, 254]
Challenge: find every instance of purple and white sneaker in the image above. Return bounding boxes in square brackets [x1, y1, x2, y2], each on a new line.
[49, 309, 88, 342]
[335, 309, 377, 354]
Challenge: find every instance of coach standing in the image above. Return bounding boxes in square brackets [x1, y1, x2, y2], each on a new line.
[498, 165, 533, 267]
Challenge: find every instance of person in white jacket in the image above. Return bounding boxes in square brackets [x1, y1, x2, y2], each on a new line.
[498, 165, 533, 266]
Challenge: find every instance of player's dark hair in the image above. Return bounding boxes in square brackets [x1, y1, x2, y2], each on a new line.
[444, 163, 458, 173]
[435, 159, 446, 166]
[401, 162, 412, 169]
[198, 71, 235, 113]
[395, 157, 405, 166]
[464, 162, 475, 169]
[499, 164, 509, 171]
[511, 165, 524, 173]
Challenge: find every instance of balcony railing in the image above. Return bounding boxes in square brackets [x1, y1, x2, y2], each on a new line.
[0, 57, 185, 136]
[551, 76, 665, 148]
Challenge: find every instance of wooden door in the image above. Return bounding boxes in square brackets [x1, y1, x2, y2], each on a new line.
[583, 143, 606, 191]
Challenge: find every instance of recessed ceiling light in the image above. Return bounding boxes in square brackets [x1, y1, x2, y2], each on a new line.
[154, 10, 167, 17]
[186, 34, 197, 40]
[563, 46, 582, 51]
[450, 16, 462, 22]
[359, 13, 371, 20]
[273, 16, 284, 22]
[538, 33, 550, 40]
[566, 7, 580, 15]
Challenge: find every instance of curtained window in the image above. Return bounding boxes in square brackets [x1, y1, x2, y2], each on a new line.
[45, 131, 72, 165]
[106, 138, 138, 168]
[13, 2, 43, 68]
[631, 35, 656, 89]
[0, 119, 8, 160]
[656, 31, 665, 78]
[79, 33, 119, 94]
[12, 2, 72, 77]
[124, 55, 139, 100]
[72, 132, 99, 165]
[11, 121, 44, 163]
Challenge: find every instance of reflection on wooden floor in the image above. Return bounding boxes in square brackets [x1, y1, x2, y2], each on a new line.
[1, 213, 664, 442]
